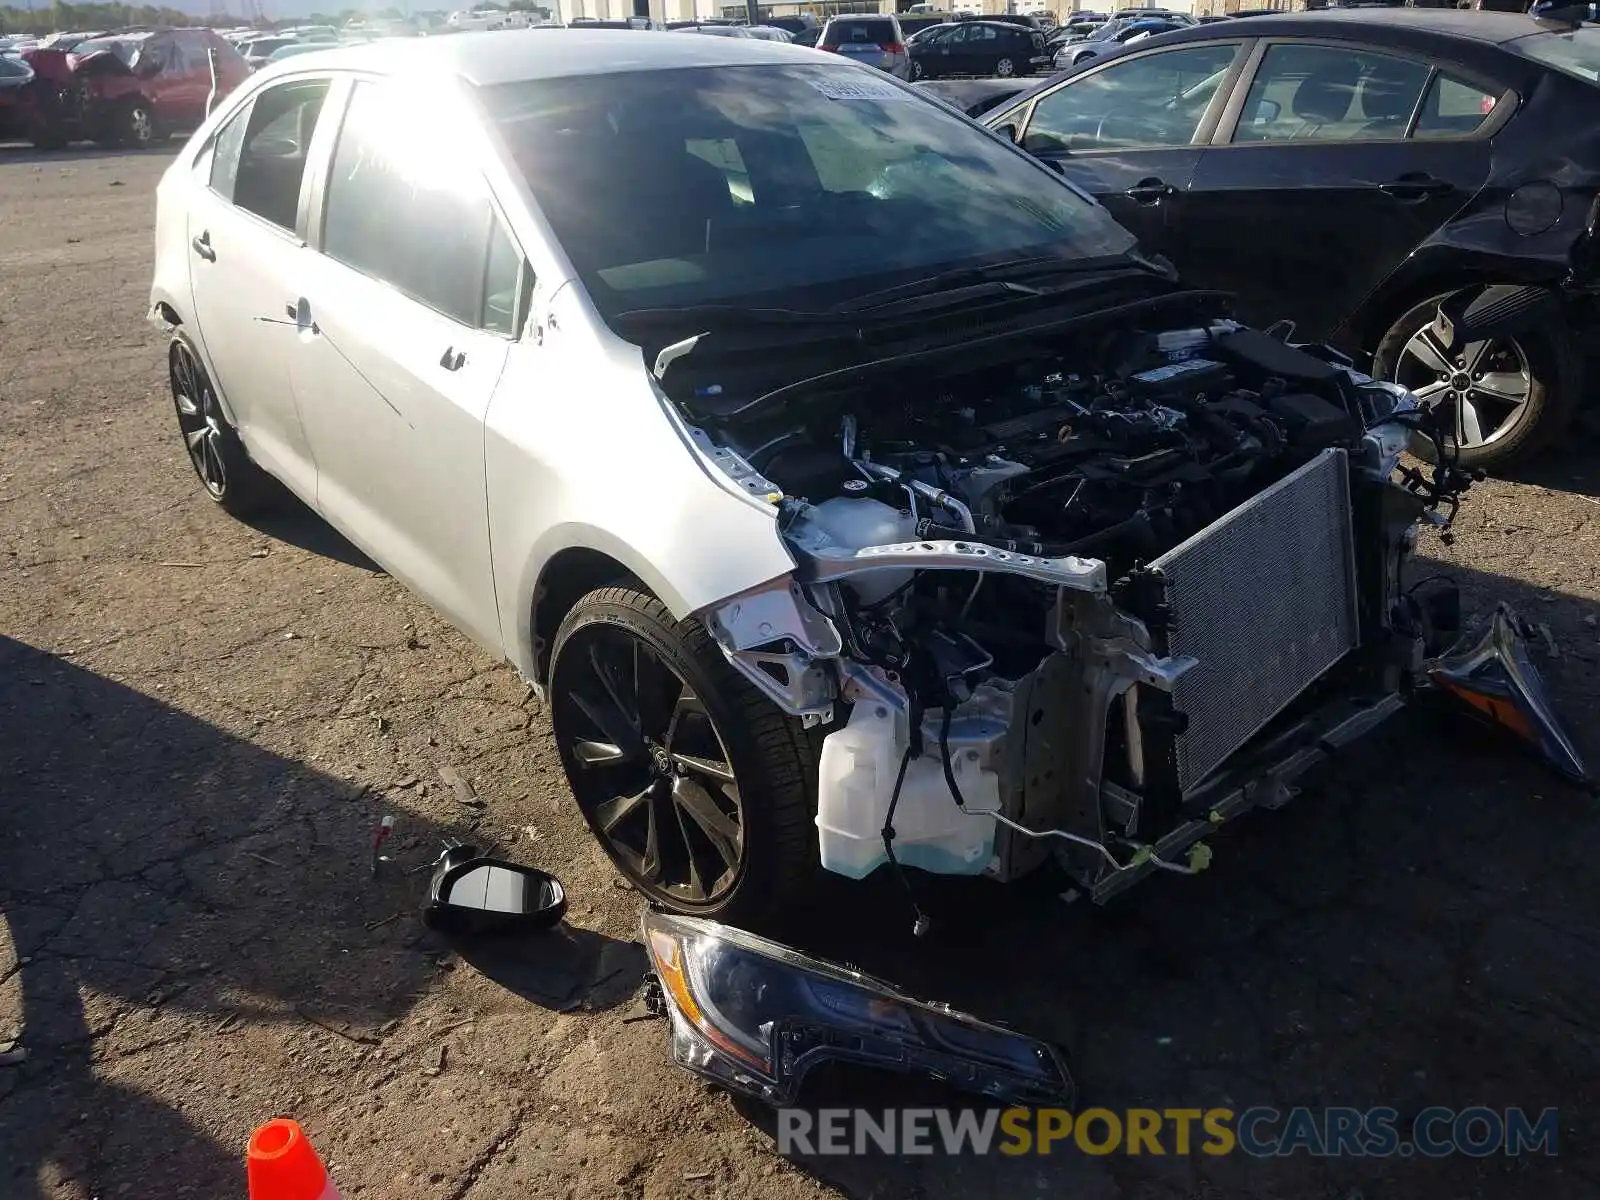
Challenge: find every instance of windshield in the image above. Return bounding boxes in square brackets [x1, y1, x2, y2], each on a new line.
[1514, 26, 1600, 83]
[484, 64, 1134, 318]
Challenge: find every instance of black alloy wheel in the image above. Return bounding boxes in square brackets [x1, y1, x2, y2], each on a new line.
[549, 587, 816, 921]
[556, 621, 746, 906]
[168, 335, 278, 516]
[171, 338, 230, 500]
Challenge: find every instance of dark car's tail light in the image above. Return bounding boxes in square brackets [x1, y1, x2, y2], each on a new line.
[819, 41, 840, 51]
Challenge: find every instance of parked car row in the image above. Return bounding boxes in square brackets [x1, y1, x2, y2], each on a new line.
[1, 27, 249, 150]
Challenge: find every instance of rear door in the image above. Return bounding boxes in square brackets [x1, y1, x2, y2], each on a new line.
[993, 40, 1248, 255]
[290, 77, 517, 652]
[185, 76, 331, 501]
[1178, 39, 1498, 338]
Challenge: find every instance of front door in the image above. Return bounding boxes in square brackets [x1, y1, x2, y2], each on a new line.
[290, 79, 515, 652]
[185, 77, 332, 500]
[1001, 41, 1247, 257]
[1177, 41, 1496, 339]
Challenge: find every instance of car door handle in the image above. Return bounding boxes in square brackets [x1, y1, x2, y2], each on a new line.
[1378, 174, 1453, 200]
[1123, 178, 1176, 204]
[439, 347, 466, 372]
[191, 232, 215, 262]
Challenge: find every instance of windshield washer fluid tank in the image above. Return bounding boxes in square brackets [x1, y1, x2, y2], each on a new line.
[816, 701, 998, 879]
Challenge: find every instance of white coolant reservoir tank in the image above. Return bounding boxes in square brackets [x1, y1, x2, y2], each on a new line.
[816, 702, 998, 880]
[807, 497, 915, 606]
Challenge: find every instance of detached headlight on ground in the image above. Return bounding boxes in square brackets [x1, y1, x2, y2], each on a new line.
[640, 909, 1074, 1107]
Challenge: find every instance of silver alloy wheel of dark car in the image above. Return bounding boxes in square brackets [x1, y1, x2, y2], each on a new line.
[170, 339, 228, 499]
[912, 58, 925, 79]
[552, 620, 747, 908]
[1394, 322, 1534, 454]
[995, 56, 1016, 76]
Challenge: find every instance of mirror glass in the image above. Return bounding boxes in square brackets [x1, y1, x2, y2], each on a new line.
[444, 864, 543, 915]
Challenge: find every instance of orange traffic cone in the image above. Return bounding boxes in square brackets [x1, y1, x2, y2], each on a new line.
[247, 1119, 342, 1200]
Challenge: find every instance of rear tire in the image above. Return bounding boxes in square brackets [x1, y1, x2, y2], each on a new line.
[169, 334, 281, 518]
[995, 56, 1016, 77]
[549, 586, 818, 925]
[1373, 291, 1578, 471]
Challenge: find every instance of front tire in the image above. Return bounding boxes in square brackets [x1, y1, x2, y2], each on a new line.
[169, 335, 279, 517]
[1373, 291, 1577, 470]
[994, 56, 1016, 77]
[549, 586, 817, 924]
[912, 58, 926, 80]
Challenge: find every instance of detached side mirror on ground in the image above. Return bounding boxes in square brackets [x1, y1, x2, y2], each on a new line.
[423, 845, 568, 936]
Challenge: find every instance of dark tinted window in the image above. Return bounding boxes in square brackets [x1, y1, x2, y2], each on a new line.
[483, 220, 526, 337]
[322, 81, 495, 327]
[212, 79, 329, 231]
[1235, 44, 1429, 143]
[1414, 71, 1499, 138]
[1026, 44, 1238, 152]
[483, 63, 1133, 317]
[0, 56, 29, 78]
[171, 31, 211, 72]
[827, 19, 897, 43]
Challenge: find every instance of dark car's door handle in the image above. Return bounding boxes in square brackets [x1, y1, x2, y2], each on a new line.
[191, 232, 216, 262]
[1378, 174, 1453, 200]
[439, 347, 466, 372]
[1123, 179, 1176, 205]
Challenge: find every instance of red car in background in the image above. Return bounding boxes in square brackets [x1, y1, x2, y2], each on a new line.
[0, 27, 248, 150]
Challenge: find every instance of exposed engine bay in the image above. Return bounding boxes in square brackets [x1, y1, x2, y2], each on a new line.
[755, 322, 1370, 583]
[661, 300, 1578, 913]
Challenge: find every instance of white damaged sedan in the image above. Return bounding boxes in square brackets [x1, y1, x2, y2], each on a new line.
[151, 30, 1488, 924]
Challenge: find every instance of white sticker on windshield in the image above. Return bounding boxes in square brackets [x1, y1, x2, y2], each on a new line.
[806, 73, 912, 102]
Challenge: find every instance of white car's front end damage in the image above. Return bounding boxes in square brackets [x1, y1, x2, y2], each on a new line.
[679, 315, 1574, 908]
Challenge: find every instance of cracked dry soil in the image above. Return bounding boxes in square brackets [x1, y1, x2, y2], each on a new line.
[3, 148, 1600, 1200]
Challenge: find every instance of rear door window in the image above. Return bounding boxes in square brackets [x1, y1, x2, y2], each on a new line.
[1414, 71, 1501, 138]
[207, 78, 330, 233]
[1232, 44, 1431, 143]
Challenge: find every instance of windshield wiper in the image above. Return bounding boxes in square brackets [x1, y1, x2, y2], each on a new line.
[612, 305, 855, 329]
[832, 253, 1158, 314]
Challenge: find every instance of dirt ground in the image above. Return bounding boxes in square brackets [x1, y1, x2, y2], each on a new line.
[2, 146, 1600, 1200]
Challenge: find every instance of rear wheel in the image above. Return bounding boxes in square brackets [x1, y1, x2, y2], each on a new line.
[994, 55, 1016, 76]
[1374, 291, 1577, 470]
[549, 586, 817, 924]
[169, 335, 280, 517]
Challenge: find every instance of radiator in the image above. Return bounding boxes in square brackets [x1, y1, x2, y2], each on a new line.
[1150, 448, 1359, 792]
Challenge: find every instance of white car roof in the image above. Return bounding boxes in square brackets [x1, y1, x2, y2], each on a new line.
[259, 27, 828, 86]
